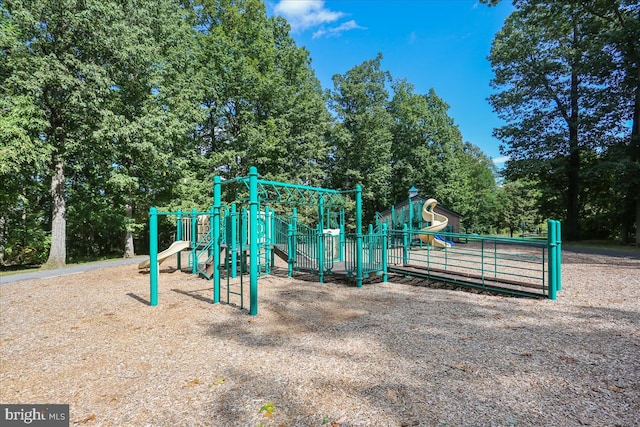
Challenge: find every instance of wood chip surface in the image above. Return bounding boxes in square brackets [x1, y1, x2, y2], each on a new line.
[1, 250, 639, 426]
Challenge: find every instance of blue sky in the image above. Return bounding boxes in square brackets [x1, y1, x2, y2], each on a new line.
[266, 0, 515, 164]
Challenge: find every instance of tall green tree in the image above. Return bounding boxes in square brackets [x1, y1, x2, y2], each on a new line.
[387, 80, 498, 232]
[94, 0, 199, 257]
[329, 53, 393, 221]
[489, 1, 623, 240]
[2, 0, 115, 266]
[496, 179, 541, 237]
[584, 1, 640, 244]
[486, 0, 639, 243]
[455, 142, 500, 233]
[0, 6, 51, 264]
[186, 0, 331, 206]
[1, 0, 196, 265]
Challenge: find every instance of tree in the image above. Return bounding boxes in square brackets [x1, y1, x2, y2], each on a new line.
[186, 0, 331, 204]
[387, 80, 498, 231]
[456, 143, 500, 233]
[329, 53, 393, 221]
[584, 1, 640, 244]
[489, 1, 624, 240]
[1, 0, 196, 266]
[486, 0, 639, 243]
[496, 179, 541, 237]
[2, 0, 116, 266]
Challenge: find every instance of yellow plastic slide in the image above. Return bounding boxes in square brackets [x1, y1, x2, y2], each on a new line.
[418, 199, 451, 248]
[138, 240, 191, 269]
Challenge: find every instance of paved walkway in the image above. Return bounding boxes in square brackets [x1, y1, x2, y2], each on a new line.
[0, 256, 148, 285]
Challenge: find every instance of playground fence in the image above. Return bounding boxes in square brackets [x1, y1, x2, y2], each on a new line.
[386, 220, 561, 298]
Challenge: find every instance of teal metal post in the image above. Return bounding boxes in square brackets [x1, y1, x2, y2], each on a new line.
[176, 209, 182, 270]
[339, 209, 345, 261]
[249, 166, 259, 315]
[403, 223, 409, 265]
[548, 219, 558, 300]
[208, 205, 214, 257]
[213, 176, 222, 303]
[368, 224, 374, 266]
[149, 207, 159, 306]
[231, 203, 237, 278]
[287, 222, 294, 277]
[191, 208, 197, 274]
[391, 206, 395, 229]
[355, 185, 363, 287]
[318, 197, 325, 283]
[292, 207, 298, 266]
[382, 223, 388, 282]
[317, 224, 324, 283]
[555, 220, 562, 291]
[265, 206, 271, 274]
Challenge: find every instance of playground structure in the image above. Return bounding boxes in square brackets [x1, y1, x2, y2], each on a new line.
[142, 167, 562, 315]
[144, 167, 390, 315]
[416, 198, 452, 248]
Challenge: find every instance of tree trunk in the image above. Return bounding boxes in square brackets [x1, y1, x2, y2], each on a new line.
[46, 158, 66, 268]
[123, 200, 135, 258]
[565, 19, 581, 241]
[565, 80, 581, 240]
[631, 47, 640, 246]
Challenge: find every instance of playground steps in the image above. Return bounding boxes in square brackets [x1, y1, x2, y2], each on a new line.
[272, 245, 288, 263]
[388, 264, 546, 298]
[272, 244, 315, 266]
[198, 262, 214, 279]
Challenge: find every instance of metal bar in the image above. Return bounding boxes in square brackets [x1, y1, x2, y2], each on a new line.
[191, 208, 197, 274]
[213, 177, 221, 304]
[548, 219, 557, 300]
[249, 166, 259, 316]
[149, 207, 158, 306]
[355, 185, 363, 287]
[176, 210, 182, 270]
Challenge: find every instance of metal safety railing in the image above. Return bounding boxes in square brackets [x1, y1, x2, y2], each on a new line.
[386, 220, 561, 298]
[344, 224, 388, 278]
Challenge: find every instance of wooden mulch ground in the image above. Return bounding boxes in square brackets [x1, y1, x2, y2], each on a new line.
[1, 249, 639, 426]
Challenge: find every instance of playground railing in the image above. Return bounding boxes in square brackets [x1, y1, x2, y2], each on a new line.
[344, 224, 388, 278]
[290, 224, 335, 274]
[273, 215, 289, 249]
[386, 220, 561, 299]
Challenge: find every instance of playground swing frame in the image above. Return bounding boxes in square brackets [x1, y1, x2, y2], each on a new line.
[211, 166, 365, 315]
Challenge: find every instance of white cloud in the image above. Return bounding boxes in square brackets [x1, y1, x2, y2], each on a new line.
[274, 0, 365, 38]
[312, 20, 366, 39]
[274, 0, 344, 32]
[492, 156, 510, 164]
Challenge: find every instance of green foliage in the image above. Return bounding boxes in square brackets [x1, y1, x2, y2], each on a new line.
[0, 0, 198, 264]
[387, 79, 500, 232]
[1, 0, 536, 266]
[329, 53, 393, 221]
[496, 180, 542, 237]
[188, 0, 330, 190]
[489, 0, 639, 241]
